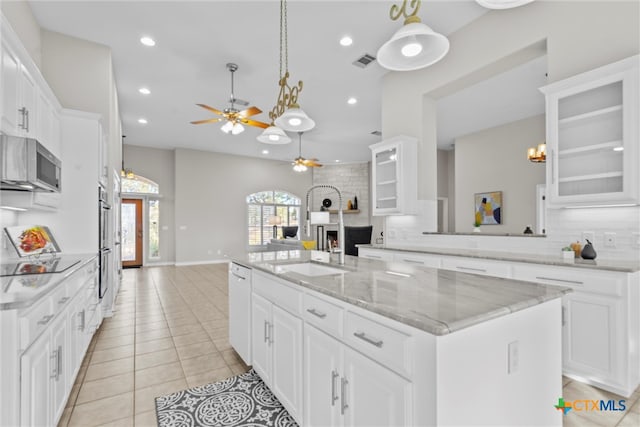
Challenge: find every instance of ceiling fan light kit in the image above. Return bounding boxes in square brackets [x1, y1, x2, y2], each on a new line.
[377, 0, 450, 72]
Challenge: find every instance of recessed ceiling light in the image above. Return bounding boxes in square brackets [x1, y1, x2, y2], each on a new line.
[262, 149, 269, 155]
[613, 146, 624, 152]
[138, 118, 148, 124]
[140, 36, 156, 47]
[340, 36, 353, 47]
[139, 87, 151, 95]
[347, 97, 357, 105]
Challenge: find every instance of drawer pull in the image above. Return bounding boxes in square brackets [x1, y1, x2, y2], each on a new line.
[306, 308, 327, 319]
[38, 314, 55, 326]
[56, 345, 62, 381]
[58, 296, 70, 304]
[456, 266, 486, 273]
[78, 310, 86, 331]
[331, 371, 339, 406]
[340, 377, 349, 415]
[50, 349, 58, 379]
[403, 259, 424, 264]
[231, 272, 246, 281]
[364, 254, 382, 259]
[353, 331, 383, 348]
[562, 306, 567, 326]
[535, 276, 583, 285]
[264, 320, 269, 343]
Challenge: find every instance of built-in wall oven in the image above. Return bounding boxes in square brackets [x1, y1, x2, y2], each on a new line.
[98, 184, 111, 299]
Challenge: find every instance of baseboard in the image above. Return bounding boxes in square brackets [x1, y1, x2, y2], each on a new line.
[174, 259, 230, 266]
[144, 261, 175, 267]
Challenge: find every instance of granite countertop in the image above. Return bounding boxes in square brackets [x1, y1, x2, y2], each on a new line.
[359, 244, 640, 273]
[0, 253, 97, 311]
[232, 250, 571, 336]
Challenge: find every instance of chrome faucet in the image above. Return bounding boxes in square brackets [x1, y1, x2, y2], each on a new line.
[305, 184, 345, 265]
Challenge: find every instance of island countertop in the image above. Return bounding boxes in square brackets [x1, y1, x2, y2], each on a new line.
[231, 250, 571, 336]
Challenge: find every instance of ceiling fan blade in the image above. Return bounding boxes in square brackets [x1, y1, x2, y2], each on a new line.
[302, 159, 323, 167]
[190, 117, 223, 125]
[242, 119, 270, 129]
[196, 103, 224, 115]
[238, 106, 262, 118]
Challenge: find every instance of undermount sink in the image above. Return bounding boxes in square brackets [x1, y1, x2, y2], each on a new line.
[276, 262, 346, 277]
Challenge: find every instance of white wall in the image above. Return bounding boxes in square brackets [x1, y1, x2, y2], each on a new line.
[174, 148, 313, 264]
[454, 115, 545, 234]
[1, 0, 41, 68]
[0, 210, 19, 262]
[123, 145, 176, 264]
[382, 1, 640, 260]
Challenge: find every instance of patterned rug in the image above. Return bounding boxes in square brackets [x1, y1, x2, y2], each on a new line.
[155, 369, 298, 427]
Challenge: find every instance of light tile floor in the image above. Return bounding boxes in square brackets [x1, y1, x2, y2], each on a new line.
[57, 263, 640, 427]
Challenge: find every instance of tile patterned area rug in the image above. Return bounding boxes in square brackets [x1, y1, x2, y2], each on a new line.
[155, 369, 298, 427]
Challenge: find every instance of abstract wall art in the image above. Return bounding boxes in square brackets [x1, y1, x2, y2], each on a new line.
[474, 191, 502, 225]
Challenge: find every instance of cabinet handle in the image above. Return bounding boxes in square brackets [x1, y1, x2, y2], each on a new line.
[264, 320, 269, 343]
[269, 323, 274, 345]
[456, 266, 486, 273]
[306, 308, 327, 319]
[331, 371, 339, 406]
[353, 331, 384, 348]
[38, 314, 55, 326]
[535, 276, 583, 285]
[562, 306, 567, 327]
[25, 109, 30, 132]
[50, 348, 58, 379]
[78, 310, 86, 331]
[18, 107, 26, 129]
[56, 345, 62, 381]
[365, 255, 382, 259]
[402, 259, 424, 264]
[58, 296, 70, 305]
[231, 272, 246, 281]
[340, 377, 349, 415]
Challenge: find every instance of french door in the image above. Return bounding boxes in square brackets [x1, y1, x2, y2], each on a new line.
[121, 199, 142, 268]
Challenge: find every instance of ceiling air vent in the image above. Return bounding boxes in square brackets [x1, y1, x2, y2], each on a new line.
[371, 130, 382, 136]
[353, 53, 376, 69]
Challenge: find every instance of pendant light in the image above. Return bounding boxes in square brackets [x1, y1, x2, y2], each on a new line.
[257, 125, 291, 144]
[377, 0, 450, 71]
[476, 0, 534, 9]
[267, 0, 315, 134]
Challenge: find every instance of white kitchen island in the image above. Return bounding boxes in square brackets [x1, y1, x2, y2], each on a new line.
[229, 250, 571, 426]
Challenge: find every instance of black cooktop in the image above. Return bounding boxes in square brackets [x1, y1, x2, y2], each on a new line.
[0, 257, 82, 277]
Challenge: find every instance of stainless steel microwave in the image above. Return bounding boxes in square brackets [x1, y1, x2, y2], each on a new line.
[0, 135, 61, 192]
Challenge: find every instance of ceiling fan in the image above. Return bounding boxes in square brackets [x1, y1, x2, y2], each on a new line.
[293, 132, 322, 172]
[190, 63, 269, 134]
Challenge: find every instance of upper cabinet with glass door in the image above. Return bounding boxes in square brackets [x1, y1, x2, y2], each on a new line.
[370, 136, 417, 215]
[540, 55, 639, 207]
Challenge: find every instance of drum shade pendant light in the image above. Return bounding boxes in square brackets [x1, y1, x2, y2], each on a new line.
[268, 0, 315, 133]
[377, 0, 450, 71]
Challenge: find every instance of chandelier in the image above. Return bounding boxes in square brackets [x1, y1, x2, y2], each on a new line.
[527, 142, 546, 163]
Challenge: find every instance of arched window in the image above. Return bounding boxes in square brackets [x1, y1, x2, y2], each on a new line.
[121, 174, 161, 260]
[247, 190, 301, 247]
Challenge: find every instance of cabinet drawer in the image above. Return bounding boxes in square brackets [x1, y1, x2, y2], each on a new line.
[303, 292, 343, 338]
[512, 263, 625, 296]
[441, 256, 511, 278]
[358, 249, 394, 261]
[253, 272, 302, 315]
[50, 281, 71, 311]
[344, 311, 412, 376]
[394, 252, 441, 268]
[20, 296, 55, 350]
[230, 262, 251, 280]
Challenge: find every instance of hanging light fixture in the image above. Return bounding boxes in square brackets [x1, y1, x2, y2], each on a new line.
[267, 0, 315, 133]
[120, 135, 134, 179]
[527, 142, 546, 163]
[377, 0, 450, 71]
[475, 0, 535, 9]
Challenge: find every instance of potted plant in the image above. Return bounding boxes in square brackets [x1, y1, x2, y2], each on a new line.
[561, 246, 575, 263]
[473, 221, 481, 233]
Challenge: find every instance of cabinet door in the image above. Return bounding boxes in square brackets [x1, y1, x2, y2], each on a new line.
[20, 332, 52, 427]
[563, 293, 625, 385]
[1, 41, 21, 134]
[228, 267, 251, 365]
[304, 324, 341, 427]
[250, 293, 272, 385]
[19, 64, 37, 136]
[50, 314, 68, 425]
[271, 304, 303, 422]
[342, 347, 411, 427]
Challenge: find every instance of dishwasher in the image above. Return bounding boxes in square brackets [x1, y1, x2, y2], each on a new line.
[228, 262, 252, 365]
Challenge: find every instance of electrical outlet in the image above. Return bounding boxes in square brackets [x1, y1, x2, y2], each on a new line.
[508, 341, 519, 374]
[604, 232, 616, 248]
[582, 231, 595, 243]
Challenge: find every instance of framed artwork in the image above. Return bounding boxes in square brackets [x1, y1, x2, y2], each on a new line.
[474, 191, 502, 225]
[4, 225, 61, 257]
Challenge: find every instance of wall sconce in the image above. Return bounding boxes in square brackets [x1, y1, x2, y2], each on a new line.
[527, 142, 546, 163]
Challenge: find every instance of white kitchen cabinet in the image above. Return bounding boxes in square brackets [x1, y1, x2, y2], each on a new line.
[512, 263, 638, 397]
[370, 136, 418, 215]
[357, 247, 394, 261]
[393, 251, 441, 268]
[228, 262, 252, 365]
[540, 55, 639, 207]
[251, 272, 303, 423]
[304, 322, 411, 427]
[440, 255, 512, 278]
[19, 330, 52, 427]
[49, 313, 69, 425]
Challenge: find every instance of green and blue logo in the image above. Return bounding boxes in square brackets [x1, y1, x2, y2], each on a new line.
[554, 397, 626, 415]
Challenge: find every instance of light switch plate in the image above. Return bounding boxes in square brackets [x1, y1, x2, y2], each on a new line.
[604, 232, 616, 248]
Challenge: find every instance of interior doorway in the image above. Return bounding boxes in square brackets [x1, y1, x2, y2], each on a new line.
[121, 198, 143, 268]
